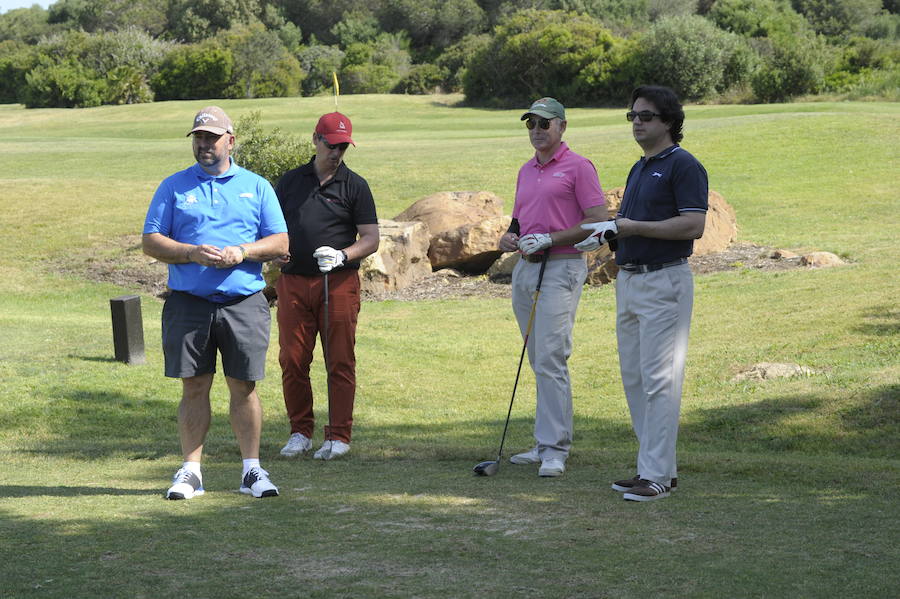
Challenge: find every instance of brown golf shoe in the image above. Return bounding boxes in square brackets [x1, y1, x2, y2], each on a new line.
[623, 479, 671, 502]
[612, 475, 677, 492]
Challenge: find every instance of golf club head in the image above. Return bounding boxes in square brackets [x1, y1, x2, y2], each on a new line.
[473, 460, 499, 476]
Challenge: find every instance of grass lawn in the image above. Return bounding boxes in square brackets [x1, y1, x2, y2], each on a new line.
[0, 95, 897, 598]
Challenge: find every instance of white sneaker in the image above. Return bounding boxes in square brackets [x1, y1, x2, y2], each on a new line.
[538, 458, 565, 477]
[313, 440, 350, 460]
[509, 447, 541, 464]
[165, 467, 204, 500]
[239, 467, 279, 498]
[280, 433, 312, 457]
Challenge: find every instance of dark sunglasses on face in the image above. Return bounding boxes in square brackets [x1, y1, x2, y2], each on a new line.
[318, 135, 349, 151]
[525, 117, 551, 130]
[626, 110, 663, 122]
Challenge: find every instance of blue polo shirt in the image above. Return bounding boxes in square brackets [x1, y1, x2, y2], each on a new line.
[143, 160, 287, 299]
[616, 145, 708, 265]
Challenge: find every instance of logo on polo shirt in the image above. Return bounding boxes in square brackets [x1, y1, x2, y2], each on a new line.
[553, 172, 565, 178]
[184, 194, 198, 204]
[651, 171, 663, 178]
[240, 192, 254, 198]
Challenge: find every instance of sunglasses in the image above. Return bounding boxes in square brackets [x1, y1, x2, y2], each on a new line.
[626, 110, 663, 122]
[525, 117, 552, 130]
[318, 135, 349, 151]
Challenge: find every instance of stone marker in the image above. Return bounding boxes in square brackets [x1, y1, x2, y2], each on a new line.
[110, 294, 145, 364]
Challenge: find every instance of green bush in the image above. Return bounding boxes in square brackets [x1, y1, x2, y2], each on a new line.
[434, 33, 490, 92]
[638, 15, 756, 101]
[221, 24, 303, 99]
[751, 33, 828, 101]
[0, 40, 37, 104]
[463, 9, 630, 106]
[105, 65, 154, 104]
[297, 43, 345, 96]
[21, 56, 107, 108]
[708, 0, 811, 38]
[151, 42, 234, 101]
[393, 63, 447, 94]
[232, 110, 314, 187]
[342, 62, 399, 94]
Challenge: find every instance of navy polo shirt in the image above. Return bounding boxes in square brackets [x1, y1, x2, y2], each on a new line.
[615, 145, 708, 265]
[275, 158, 378, 277]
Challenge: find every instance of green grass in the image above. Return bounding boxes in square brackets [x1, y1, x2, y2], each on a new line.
[0, 95, 898, 598]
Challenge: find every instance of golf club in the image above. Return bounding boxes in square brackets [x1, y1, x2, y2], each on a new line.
[321, 271, 332, 459]
[473, 250, 549, 476]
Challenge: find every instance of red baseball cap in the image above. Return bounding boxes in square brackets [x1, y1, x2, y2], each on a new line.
[315, 112, 355, 146]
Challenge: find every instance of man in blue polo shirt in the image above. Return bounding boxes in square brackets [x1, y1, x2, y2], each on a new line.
[577, 85, 708, 501]
[143, 106, 289, 500]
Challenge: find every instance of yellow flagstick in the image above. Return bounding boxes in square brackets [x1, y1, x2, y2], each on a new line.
[332, 71, 340, 109]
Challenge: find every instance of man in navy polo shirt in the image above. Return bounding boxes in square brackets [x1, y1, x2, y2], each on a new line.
[274, 112, 379, 461]
[577, 85, 708, 501]
[143, 106, 289, 500]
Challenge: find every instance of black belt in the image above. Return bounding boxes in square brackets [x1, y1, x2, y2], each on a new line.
[618, 258, 687, 273]
[523, 253, 583, 263]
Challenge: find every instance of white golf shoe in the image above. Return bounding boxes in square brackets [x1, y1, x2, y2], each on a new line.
[313, 440, 350, 460]
[538, 458, 565, 477]
[509, 447, 541, 464]
[280, 433, 312, 457]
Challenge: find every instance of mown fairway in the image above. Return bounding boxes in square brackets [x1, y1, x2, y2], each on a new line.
[0, 95, 897, 598]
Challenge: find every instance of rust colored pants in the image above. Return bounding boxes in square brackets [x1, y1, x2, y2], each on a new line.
[276, 270, 360, 443]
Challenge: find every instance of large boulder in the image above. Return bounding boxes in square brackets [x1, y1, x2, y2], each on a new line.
[359, 219, 432, 294]
[396, 191, 509, 272]
[429, 215, 510, 273]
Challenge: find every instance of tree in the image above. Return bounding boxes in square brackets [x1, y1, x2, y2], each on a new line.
[22, 55, 107, 108]
[708, 0, 810, 38]
[165, 0, 261, 43]
[790, 0, 885, 38]
[0, 41, 38, 103]
[151, 42, 235, 100]
[377, 0, 486, 59]
[637, 15, 756, 101]
[47, 0, 167, 36]
[0, 5, 55, 44]
[296, 43, 345, 95]
[435, 33, 491, 92]
[220, 23, 303, 98]
[751, 32, 828, 101]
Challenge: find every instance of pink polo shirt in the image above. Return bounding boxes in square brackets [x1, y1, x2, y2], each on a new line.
[513, 142, 605, 254]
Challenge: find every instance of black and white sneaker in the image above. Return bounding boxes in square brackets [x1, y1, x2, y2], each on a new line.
[612, 475, 677, 492]
[623, 479, 671, 502]
[165, 467, 204, 500]
[239, 467, 279, 498]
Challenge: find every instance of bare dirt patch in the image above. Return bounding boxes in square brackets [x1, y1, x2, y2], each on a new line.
[63, 238, 802, 303]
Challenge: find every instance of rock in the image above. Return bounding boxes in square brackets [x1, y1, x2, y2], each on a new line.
[584, 244, 618, 285]
[487, 252, 520, 281]
[801, 251, 844, 268]
[732, 362, 817, 381]
[395, 191, 505, 237]
[396, 191, 509, 272]
[359, 219, 432, 294]
[428, 215, 511, 273]
[771, 249, 800, 260]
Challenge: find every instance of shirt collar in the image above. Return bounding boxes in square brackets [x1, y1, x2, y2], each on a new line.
[531, 141, 570, 167]
[302, 156, 349, 182]
[643, 144, 680, 163]
[192, 158, 240, 180]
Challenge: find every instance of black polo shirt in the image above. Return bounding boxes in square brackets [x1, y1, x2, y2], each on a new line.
[275, 158, 378, 276]
[615, 145, 708, 265]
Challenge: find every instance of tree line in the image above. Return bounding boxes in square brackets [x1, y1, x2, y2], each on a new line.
[1, 0, 897, 109]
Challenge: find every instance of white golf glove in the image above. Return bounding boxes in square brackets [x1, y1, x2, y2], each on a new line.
[518, 233, 552, 255]
[313, 246, 345, 273]
[574, 221, 618, 252]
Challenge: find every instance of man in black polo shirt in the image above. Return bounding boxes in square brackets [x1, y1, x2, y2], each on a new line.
[576, 85, 708, 501]
[274, 112, 379, 460]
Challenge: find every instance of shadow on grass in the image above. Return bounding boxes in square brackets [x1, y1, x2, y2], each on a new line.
[854, 304, 900, 336]
[0, 485, 147, 498]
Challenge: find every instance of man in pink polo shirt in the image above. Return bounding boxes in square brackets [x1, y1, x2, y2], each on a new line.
[498, 97, 608, 477]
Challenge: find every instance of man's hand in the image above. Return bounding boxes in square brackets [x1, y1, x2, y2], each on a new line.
[188, 244, 225, 266]
[313, 246, 346, 273]
[518, 233, 552, 255]
[574, 221, 618, 252]
[499, 232, 520, 253]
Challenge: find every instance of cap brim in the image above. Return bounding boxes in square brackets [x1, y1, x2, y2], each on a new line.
[322, 133, 355, 146]
[521, 110, 559, 120]
[187, 126, 230, 137]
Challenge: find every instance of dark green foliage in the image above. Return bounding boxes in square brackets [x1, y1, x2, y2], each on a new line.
[0, 41, 38, 104]
[220, 23, 302, 99]
[105, 65, 154, 104]
[151, 42, 235, 101]
[463, 9, 631, 106]
[232, 110, 314, 186]
[708, 0, 810, 38]
[751, 33, 828, 101]
[394, 63, 448, 94]
[342, 62, 401, 94]
[297, 43, 345, 95]
[790, 0, 885, 38]
[22, 56, 107, 108]
[377, 0, 486, 58]
[0, 5, 56, 44]
[165, 0, 262, 43]
[637, 15, 756, 101]
[47, 0, 168, 36]
[435, 33, 491, 92]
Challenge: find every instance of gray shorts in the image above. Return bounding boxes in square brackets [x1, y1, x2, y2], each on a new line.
[161, 291, 270, 381]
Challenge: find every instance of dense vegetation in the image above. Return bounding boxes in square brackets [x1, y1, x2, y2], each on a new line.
[1, 0, 898, 108]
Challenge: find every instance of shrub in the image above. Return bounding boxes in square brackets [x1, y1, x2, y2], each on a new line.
[105, 65, 154, 104]
[297, 43, 345, 96]
[637, 15, 756, 101]
[394, 63, 447, 94]
[342, 62, 399, 94]
[151, 42, 234, 101]
[751, 33, 828, 102]
[232, 111, 314, 187]
[22, 56, 107, 108]
[221, 24, 303, 99]
[434, 33, 490, 92]
[0, 40, 37, 104]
